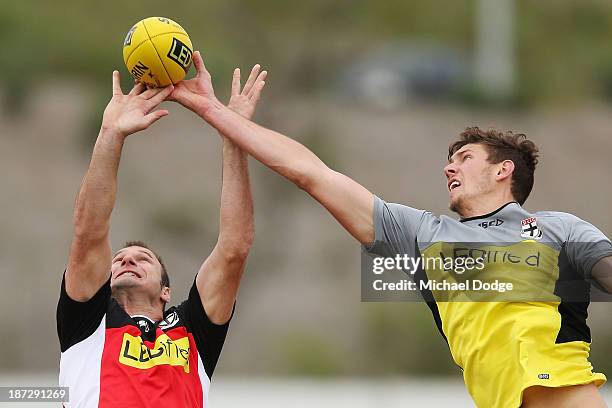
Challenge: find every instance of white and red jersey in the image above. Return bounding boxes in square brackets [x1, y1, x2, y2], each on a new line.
[57, 274, 231, 407]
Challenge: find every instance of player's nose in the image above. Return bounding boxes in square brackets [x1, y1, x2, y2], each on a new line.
[444, 162, 457, 178]
[121, 255, 137, 266]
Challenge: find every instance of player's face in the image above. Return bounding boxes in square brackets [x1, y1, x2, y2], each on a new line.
[110, 246, 165, 296]
[444, 144, 498, 215]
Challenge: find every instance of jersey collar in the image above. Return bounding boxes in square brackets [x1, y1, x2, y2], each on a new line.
[459, 201, 519, 223]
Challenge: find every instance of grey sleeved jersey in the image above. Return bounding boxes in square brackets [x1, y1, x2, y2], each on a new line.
[364, 196, 612, 289]
[550, 212, 612, 287]
[362, 196, 611, 408]
[364, 196, 431, 258]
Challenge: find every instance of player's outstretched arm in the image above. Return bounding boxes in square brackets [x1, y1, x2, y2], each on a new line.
[171, 52, 375, 245]
[195, 66, 265, 324]
[66, 72, 173, 301]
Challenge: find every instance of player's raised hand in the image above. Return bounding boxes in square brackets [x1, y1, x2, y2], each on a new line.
[228, 64, 267, 120]
[170, 51, 221, 117]
[101, 70, 173, 138]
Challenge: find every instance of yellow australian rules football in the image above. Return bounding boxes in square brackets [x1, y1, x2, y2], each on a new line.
[123, 17, 193, 87]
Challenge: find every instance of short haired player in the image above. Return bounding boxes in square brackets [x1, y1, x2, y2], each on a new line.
[57, 64, 266, 407]
[170, 51, 612, 407]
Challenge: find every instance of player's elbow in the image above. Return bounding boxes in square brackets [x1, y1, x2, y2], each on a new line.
[240, 228, 255, 255]
[293, 171, 313, 191]
[218, 231, 254, 262]
[219, 244, 251, 264]
[291, 160, 328, 193]
[73, 216, 110, 244]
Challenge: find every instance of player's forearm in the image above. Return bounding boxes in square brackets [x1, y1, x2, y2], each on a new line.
[73, 128, 124, 241]
[202, 102, 327, 190]
[216, 136, 254, 259]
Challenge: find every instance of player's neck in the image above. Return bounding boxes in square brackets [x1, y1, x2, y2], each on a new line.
[113, 290, 164, 322]
[459, 192, 516, 220]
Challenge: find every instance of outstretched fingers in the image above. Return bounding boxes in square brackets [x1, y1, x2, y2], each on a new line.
[128, 82, 146, 96]
[247, 70, 267, 100]
[145, 85, 174, 110]
[140, 85, 165, 99]
[142, 109, 169, 128]
[112, 71, 123, 96]
[242, 64, 261, 95]
[193, 51, 210, 79]
[231, 68, 241, 97]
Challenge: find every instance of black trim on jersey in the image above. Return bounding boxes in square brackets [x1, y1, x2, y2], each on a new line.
[413, 240, 448, 344]
[412, 241, 464, 373]
[131, 315, 158, 342]
[554, 244, 591, 343]
[177, 278, 234, 379]
[103, 302, 160, 343]
[57, 271, 111, 352]
[459, 201, 518, 223]
[104, 298, 139, 328]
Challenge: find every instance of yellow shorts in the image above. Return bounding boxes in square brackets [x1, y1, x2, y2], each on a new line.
[462, 339, 606, 408]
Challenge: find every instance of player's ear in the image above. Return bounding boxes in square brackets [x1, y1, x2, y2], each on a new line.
[496, 160, 515, 181]
[161, 286, 171, 304]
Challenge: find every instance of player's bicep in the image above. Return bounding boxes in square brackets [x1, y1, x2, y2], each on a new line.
[591, 256, 612, 294]
[565, 215, 612, 290]
[195, 246, 245, 325]
[307, 168, 375, 245]
[65, 234, 112, 302]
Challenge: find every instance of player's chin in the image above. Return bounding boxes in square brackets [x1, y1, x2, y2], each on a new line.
[448, 194, 462, 214]
[111, 275, 142, 289]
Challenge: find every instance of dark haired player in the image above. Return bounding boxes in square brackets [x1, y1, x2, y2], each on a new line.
[170, 51, 612, 407]
[57, 65, 266, 407]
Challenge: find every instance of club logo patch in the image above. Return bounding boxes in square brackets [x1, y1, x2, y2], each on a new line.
[521, 217, 543, 240]
[159, 311, 179, 330]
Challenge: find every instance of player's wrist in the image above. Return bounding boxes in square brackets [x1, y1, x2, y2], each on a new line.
[226, 100, 252, 120]
[99, 125, 129, 142]
[196, 97, 225, 122]
[221, 137, 247, 158]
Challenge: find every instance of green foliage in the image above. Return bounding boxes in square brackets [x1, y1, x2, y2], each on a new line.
[591, 329, 612, 375]
[515, 0, 612, 104]
[361, 303, 458, 376]
[5, 0, 612, 111]
[276, 330, 345, 376]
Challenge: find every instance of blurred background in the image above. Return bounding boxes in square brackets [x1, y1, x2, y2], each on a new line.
[1, 0, 611, 406]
